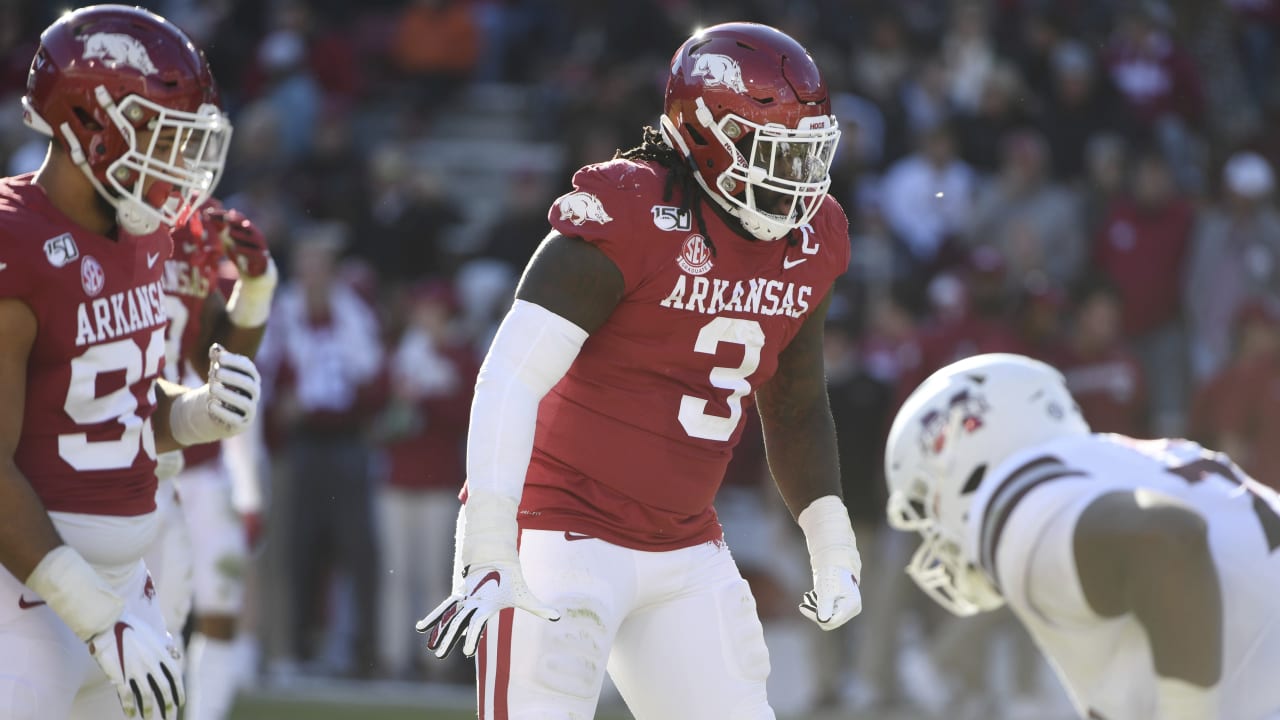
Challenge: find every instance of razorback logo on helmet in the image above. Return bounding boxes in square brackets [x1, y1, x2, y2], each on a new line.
[676, 234, 713, 275]
[691, 53, 748, 94]
[81, 32, 159, 75]
[919, 389, 990, 456]
[559, 192, 613, 226]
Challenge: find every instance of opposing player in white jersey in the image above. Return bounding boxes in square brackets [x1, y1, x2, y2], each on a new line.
[145, 201, 274, 720]
[0, 6, 262, 720]
[885, 353, 1280, 720]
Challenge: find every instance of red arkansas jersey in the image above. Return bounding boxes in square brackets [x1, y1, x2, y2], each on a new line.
[520, 159, 850, 550]
[0, 174, 170, 516]
[162, 214, 222, 468]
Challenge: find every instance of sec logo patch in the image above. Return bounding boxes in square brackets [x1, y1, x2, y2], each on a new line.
[80, 255, 105, 297]
[677, 235, 713, 275]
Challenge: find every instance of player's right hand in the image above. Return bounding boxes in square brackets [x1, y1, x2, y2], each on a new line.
[415, 560, 560, 659]
[87, 611, 185, 719]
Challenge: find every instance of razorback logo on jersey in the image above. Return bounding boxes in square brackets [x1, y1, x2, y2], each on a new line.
[691, 53, 747, 94]
[559, 192, 613, 226]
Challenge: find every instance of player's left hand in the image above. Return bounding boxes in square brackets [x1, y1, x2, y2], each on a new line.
[170, 345, 262, 447]
[203, 206, 269, 277]
[207, 344, 261, 432]
[415, 560, 560, 659]
[797, 495, 863, 631]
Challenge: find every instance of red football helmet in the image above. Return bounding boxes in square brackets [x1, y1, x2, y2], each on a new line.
[22, 5, 231, 235]
[661, 23, 841, 241]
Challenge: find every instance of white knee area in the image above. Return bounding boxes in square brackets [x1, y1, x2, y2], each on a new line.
[716, 579, 771, 684]
[532, 594, 610, 701]
[0, 675, 39, 720]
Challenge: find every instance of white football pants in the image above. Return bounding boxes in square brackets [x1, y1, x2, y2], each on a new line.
[0, 557, 167, 719]
[475, 529, 775, 720]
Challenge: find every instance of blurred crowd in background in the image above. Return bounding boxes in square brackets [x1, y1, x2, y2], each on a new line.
[3, 0, 1280, 716]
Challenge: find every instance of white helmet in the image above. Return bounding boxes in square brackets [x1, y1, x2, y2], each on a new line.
[884, 353, 1090, 615]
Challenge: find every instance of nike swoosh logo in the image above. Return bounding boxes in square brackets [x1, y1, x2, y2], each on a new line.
[146, 252, 161, 268]
[782, 257, 806, 270]
[469, 570, 502, 597]
[563, 531, 593, 542]
[17, 595, 46, 609]
[114, 622, 129, 672]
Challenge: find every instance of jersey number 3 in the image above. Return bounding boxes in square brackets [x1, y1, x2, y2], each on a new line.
[679, 317, 765, 441]
[59, 328, 166, 471]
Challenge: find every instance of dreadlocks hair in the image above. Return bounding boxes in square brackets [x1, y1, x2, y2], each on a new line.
[615, 126, 717, 256]
[614, 126, 806, 251]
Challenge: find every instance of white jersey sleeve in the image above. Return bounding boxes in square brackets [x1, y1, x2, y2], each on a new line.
[996, 479, 1098, 628]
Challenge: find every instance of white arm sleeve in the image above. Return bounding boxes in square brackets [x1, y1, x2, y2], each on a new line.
[462, 299, 588, 566]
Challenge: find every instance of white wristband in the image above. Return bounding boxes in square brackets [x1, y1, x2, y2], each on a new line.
[798, 495, 862, 579]
[25, 545, 124, 641]
[1156, 677, 1218, 720]
[461, 491, 520, 568]
[226, 258, 277, 328]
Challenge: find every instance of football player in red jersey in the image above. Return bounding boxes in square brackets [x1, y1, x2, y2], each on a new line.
[144, 201, 274, 720]
[417, 23, 862, 718]
[0, 6, 261, 720]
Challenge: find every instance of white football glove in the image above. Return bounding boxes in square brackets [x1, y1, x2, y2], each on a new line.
[797, 495, 863, 630]
[415, 496, 559, 658]
[169, 344, 262, 446]
[25, 547, 185, 719]
[88, 613, 185, 719]
[416, 560, 560, 658]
